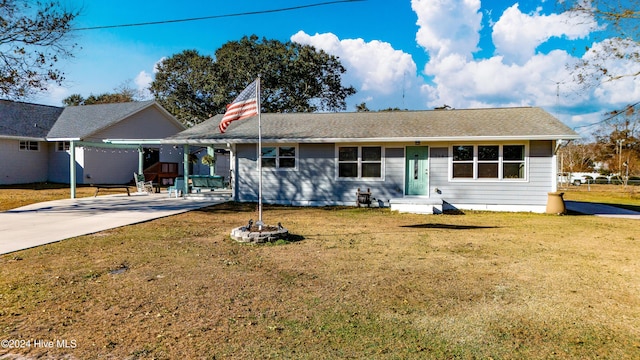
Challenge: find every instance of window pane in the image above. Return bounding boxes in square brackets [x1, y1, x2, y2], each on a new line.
[279, 146, 295, 157]
[478, 163, 498, 178]
[262, 158, 276, 168]
[261, 147, 276, 158]
[362, 146, 381, 161]
[453, 163, 473, 178]
[453, 146, 473, 161]
[478, 146, 498, 161]
[362, 163, 381, 178]
[503, 163, 524, 178]
[279, 158, 296, 168]
[339, 163, 358, 177]
[504, 145, 524, 161]
[339, 147, 358, 161]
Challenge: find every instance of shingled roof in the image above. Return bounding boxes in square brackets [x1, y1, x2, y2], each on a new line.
[164, 107, 580, 144]
[0, 100, 63, 140]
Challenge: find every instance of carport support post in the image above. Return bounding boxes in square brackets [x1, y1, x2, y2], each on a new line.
[208, 146, 215, 176]
[70, 140, 76, 199]
[183, 145, 190, 197]
[138, 146, 144, 175]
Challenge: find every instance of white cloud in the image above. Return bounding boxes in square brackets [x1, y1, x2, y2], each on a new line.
[492, 4, 596, 64]
[291, 31, 417, 94]
[411, 0, 482, 60]
[291, 31, 424, 110]
[153, 57, 166, 74]
[410, 0, 635, 122]
[32, 83, 71, 107]
[134, 71, 153, 100]
[422, 47, 584, 110]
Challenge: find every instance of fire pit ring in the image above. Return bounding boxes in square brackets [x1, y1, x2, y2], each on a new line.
[230, 221, 288, 244]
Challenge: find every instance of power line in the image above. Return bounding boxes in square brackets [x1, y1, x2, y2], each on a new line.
[72, 0, 366, 31]
[573, 101, 640, 130]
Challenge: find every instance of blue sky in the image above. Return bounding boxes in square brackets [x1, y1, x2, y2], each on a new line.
[34, 0, 640, 136]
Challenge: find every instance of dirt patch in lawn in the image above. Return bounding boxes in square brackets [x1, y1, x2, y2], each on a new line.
[1, 201, 639, 359]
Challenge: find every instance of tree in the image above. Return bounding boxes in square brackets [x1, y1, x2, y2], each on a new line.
[591, 105, 640, 176]
[558, 140, 597, 173]
[355, 102, 370, 112]
[149, 50, 220, 125]
[62, 82, 139, 106]
[563, 0, 640, 87]
[1, 1, 79, 99]
[150, 35, 356, 125]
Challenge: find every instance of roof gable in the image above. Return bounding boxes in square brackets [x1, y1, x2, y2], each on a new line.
[0, 100, 63, 139]
[47, 100, 161, 140]
[165, 107, 580, 144]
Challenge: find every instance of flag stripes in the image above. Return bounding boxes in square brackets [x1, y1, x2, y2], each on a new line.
[218, 79, 259, 133]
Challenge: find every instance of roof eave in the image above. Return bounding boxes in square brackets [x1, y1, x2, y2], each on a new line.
[46, 137, 81, 141]
[1, 135, 47, 141]
[161, 134, 582, 145]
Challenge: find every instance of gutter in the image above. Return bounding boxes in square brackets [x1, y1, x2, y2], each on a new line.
[161, 134, 583, 145]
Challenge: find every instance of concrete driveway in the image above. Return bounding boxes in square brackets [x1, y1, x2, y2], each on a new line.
[0, 193, 226, 255]
[565, 200, 640, 219]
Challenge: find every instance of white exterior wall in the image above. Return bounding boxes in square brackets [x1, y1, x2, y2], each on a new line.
[50, 106, 184, 185]
[0, 139, 48, 185]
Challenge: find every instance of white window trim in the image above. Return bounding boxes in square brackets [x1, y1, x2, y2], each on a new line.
[449, 143, 528, 182]
[259, 144, 298, 171]
[19, 141, 40, 152]
[56, 141, 70, 152]
[335, 145, 385, 181]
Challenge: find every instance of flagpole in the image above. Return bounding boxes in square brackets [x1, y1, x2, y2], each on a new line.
[257, 76, 263, 229]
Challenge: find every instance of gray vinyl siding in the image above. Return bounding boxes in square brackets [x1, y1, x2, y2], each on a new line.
[235, 140, 555, 208]
[236, 143, 405, 205]
[429, 140, 554, 207]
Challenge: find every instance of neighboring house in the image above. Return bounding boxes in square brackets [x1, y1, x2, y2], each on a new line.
[0, 100, 63, 184]
[165, 107, 580, 213]
[0, 100, 185, 185]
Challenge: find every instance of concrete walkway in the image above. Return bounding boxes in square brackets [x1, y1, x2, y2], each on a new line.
[0, 193, 226, 255]
[565, 200, 640, 219]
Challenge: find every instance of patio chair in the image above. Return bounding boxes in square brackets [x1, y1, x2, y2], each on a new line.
[168, 177, 186, 198]
[134, 173, 153, 193]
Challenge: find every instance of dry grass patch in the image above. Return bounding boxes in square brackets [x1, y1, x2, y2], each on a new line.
[1, 202, 639, 359]
[0, 184, 97, 212]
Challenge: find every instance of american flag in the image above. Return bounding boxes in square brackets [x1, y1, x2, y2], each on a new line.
[218, 79, 259, 133]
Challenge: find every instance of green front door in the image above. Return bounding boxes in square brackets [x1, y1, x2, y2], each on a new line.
[405, 146, 429, 196]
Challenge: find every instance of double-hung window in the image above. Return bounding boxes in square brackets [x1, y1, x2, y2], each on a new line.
[503, 145, 525, 179]
[452, 145, 474, 178]
[261, 145, 296, 169]
[19, 141, 39, 151]
[452, 144, 525, 180]
[478, 145, 499, 178]
[337, 146, 383, 179]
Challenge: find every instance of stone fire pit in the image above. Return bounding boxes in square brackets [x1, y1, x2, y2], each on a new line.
[230, 221, 288, 244]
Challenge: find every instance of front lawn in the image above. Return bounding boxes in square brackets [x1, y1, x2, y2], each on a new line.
[1, 200, 639, 359]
